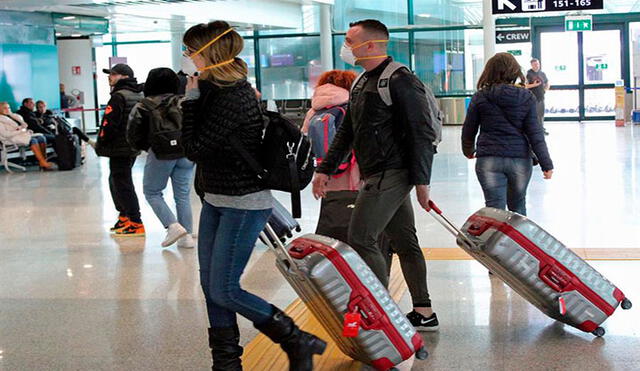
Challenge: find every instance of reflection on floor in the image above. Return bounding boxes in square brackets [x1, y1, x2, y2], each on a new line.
[1, 123, 639, 370]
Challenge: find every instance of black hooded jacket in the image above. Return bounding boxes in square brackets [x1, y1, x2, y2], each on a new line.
[96, 77, 143, 158]
[461, 84, 553, 171]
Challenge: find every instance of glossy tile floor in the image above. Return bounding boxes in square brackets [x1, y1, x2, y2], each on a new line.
[1, 123, 639, 370]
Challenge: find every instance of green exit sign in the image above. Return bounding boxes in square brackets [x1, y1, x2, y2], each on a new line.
[507, 49, 522, 56]
[595, 63, 608, 70]
[555, 65, 567, 71]
[565, 16, 592, 32]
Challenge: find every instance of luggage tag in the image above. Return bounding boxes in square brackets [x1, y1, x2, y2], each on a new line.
[558, 296, 567, 316]
[342, 308, 362, 337]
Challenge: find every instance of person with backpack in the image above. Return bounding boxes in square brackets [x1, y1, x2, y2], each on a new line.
[127, 68, 195, 249]
[462, 52, 554, 216]
[312, 19, 441, 332]
[96, 63, 145, 236]
[180, 21, 326, 371]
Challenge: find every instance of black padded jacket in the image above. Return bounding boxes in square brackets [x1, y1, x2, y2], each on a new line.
[316, 58, 437, 185]
[461, 84, 553, 172]
[181, 79, 265, 197]
[96, 78, 143, 158]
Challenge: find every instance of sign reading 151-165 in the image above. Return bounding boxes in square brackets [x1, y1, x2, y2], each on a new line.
[492, 0, 603, 14]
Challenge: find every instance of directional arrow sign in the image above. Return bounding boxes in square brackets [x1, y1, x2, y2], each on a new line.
[498, 0, 516, 11]
[492, 0, 603, 15]
[495, 30, 531, 44]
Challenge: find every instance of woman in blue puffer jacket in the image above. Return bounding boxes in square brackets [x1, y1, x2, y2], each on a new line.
[462, 52, 553, 216]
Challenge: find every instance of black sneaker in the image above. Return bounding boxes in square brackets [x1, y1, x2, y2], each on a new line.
[407, 311, 439, 332]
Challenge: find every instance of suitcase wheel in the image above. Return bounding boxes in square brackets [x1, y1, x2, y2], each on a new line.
[295, 226, 301, 232]
[592, 327, 606, 337]
[621, 298, 632, 310]
[415, 346, 429, 360]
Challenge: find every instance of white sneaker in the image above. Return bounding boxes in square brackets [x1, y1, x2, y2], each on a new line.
[162, 223, 188, 247]
[177, 234, 195, 249]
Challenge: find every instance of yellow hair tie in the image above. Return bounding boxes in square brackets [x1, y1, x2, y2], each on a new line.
[193, 28, 234, 57]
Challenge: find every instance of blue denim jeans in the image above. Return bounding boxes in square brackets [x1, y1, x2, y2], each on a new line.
[198, 201, 274, 328]
[142, 151, 194, 232]
[475, 156, 532, 216]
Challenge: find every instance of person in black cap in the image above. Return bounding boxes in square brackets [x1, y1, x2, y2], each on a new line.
[96, 63, 146, 236]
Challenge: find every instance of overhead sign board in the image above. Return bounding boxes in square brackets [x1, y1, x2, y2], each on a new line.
[565, 15, 593, 31]
[492, 0, 603, 15]
[496, 30, 531, 44]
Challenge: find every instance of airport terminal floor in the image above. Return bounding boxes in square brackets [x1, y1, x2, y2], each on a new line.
[1, 123, 639, 370]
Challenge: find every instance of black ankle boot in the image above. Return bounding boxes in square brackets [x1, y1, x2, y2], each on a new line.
[208, 326, 243, 371]
[254, 306, 327, 371]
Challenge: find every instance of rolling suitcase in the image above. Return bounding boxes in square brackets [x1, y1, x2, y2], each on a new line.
[260, 199, 301, 245]
[428, 201, 632, 337]
[316, 190, 395, 276]
[260, 225, 428, 370]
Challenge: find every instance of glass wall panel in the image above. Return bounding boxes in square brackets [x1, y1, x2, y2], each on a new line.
[414, 29, 482, 95]
[259, 5, 320, 35]
[585, 88, 615, 116]
[413, 0, 480, 26]
[545, 89, 579, 118]
[540, 31, 579, 86]
[94, 44, 113, 107]
[116, 43, 172, 85]
[239, 38, 256, 87]
[332, 33, 410, 75]
[259, 36, 322, 100]
[333, 0, 408, 31]
[582, 30, 622, 85]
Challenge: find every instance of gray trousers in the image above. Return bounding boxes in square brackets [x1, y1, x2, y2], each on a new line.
[536, 100, 545, 129]
[348, 169, 431, 307]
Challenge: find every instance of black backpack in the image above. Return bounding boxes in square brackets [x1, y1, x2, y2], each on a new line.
[230, 110, 315, 218]
[140, 95, 184, 160]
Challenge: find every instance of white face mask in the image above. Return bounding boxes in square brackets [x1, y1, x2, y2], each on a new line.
[339, 43, 357, 66]
[181, 56, 199, 77]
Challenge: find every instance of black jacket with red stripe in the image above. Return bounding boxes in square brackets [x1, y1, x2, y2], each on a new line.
[96, 78, 143, 158]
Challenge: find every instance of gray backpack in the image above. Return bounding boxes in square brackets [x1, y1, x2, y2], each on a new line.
[351, 62, 443, 147]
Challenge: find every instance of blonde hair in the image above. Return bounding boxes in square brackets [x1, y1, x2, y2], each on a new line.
[183, 21, 248, 87]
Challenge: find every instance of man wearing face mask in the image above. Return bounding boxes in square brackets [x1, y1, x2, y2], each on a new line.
[312, 19, 440, 332]
[96, 63, 145, 236]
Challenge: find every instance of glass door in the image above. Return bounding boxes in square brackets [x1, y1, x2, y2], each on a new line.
[540, 31, 580, 118]
[536, 24, 625, 121]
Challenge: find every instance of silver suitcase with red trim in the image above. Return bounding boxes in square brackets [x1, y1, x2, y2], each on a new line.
[429, 202, 632, 336]
[260, 226, 428, 370]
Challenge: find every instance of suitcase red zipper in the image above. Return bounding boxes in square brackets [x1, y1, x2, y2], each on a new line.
[290, 237, 423, 369]
[467, 214, 626, 331]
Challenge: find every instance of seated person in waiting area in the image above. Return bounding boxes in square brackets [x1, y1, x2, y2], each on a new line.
[35, 100, 57, 132]
[17, 98, 55, 143]
[0, 101, 55, 170]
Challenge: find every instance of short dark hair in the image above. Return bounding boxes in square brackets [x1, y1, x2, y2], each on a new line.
[36, 100, 45, 106]
[349, 19, 389, 39]
[22, 98, 33, 106]
[531, 58, 539, 63]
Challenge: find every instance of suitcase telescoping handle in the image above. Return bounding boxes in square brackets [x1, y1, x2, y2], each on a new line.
[427, 200, 478, 251]
[259, 224, 302, 275]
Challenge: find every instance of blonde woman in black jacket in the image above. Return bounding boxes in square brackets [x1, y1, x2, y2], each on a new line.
[180, 21, 326, 371]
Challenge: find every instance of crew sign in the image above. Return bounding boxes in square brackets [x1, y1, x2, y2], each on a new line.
[496, 30, 531, 44]
[492, 0, 604, 14]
